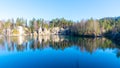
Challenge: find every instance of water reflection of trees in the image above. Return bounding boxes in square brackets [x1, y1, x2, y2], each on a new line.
[0, 35, 120, 57]
[49, 37, 117, 53]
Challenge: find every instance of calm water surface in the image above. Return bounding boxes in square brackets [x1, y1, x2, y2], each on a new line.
[0, 35, 120, 68]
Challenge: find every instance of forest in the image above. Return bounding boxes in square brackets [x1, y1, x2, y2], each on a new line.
[0, 16, 120, 43]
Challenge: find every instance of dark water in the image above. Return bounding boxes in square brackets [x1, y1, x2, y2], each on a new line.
[0, 35, 120, 68]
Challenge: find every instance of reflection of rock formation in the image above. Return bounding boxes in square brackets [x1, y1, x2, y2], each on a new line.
[6, 37, 14, 51]
[51, 35, 61, 42]
[18, 36, 24, 45]
[37, 35, 64, 43]
[11, 36, 25, 45]
[0, 37, 5, 51]
[38, 36, 50, 43]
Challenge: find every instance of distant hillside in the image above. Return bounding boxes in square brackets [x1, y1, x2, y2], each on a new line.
[100, 16, 120, 21]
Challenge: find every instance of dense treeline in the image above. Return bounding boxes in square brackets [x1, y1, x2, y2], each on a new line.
[99, 17, 120, 44]
[50, 18, 73, 28]
[69, 16, 120, 38]
[1, 17, 120, 38]
[69, 18, 101, 37]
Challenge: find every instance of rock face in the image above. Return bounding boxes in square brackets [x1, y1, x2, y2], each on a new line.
[50, 27, 68, 35]
[38, 27, 50, 35]
[5, 26, 68, 36]
[33, 31, 37, 36]
[59, 28, 69, 35]
[4, 26, 26, 36]
[11, 26, 25, 36]
[37, 27, 68, 36]
[5, 28, 11, 36]
[51, 27, 60, 35]
[17, 26, 24, 35]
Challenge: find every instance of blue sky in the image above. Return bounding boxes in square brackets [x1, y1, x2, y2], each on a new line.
[0, 0, 120, 21]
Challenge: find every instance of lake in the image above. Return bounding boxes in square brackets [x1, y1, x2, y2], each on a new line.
[0, 35, 120, 68]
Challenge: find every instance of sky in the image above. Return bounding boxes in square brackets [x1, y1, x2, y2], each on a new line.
[0, 0, 120, 21]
